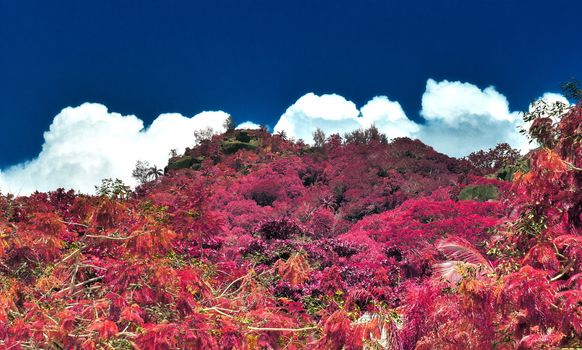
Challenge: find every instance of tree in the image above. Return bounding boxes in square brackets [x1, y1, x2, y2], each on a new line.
[561, 79, 582, 101]
[312, 128, 326, 148]
[223, 115, 236, 132]
[344, 125, 388, 145]
[465, 143, 521, 175]
[95, 178, 131, 199]
[193, 127, 215, 145]
[147, 165, 163, 181]
[521, 80, 580, 149]
[133, 161, 164, 185]
[132, 160, 151, 185]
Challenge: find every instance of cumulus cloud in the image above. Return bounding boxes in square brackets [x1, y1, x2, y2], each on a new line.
[359, 97, 420, 139]
[236, 121, 262, 129]
[273, 80, 567, 158]
[0, 79, 568, 195]
[421, 79, 516, 124]
[417, 81, 570, 157]
[273, 93, 420, 143]
[0, 103, 228, 194]
[534, 92, 570, 107]
[273, 93, 361, 142]
[417, 79, 529, 157]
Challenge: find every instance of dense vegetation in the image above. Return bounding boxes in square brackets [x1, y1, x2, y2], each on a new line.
[0, 95, 580, 349]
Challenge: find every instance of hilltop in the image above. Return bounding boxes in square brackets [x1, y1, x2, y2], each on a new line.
[0, 99, 580, 349]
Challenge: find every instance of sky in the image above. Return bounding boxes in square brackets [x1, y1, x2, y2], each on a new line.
[0, 0, 580, 194]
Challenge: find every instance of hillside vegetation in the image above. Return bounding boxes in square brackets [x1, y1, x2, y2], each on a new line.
[0, 98, 580, 349]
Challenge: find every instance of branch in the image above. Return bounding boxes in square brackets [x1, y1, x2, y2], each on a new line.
[247, 326, 318, 332]
[550, 259, 576, 282]
[200, 307, 235, 318]
[217, 273, 251, 298]
[563, 160, 582, 171]
[84, 232, 143, 240]
[55, 276, 103, 295]
[59, 220, 89, 228]
[54, 248, 84, 267]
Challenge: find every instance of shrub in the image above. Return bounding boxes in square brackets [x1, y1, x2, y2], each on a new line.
[458, 184, 498, 201]
[257, 218, 302, 240]
[235, 130, 252, 143]
[221, 140, 258, 154]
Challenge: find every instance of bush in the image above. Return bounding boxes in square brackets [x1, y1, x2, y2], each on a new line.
[166, 155, 193, 170]
[458, 184, 498, 202]
[257, 218, 302, 240]
[221, 140, 257, 154]
[235, 131, 252, 143]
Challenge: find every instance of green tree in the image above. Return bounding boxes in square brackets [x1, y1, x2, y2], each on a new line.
[95, 178, 131, 199]
[312, 128, 326, 148]
[132, 160, 150, 184]
[223, 115, 236, 131]
[147, 165, 163, 180]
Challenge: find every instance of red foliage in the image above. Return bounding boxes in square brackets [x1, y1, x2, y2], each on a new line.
[0, 102, 580, 348]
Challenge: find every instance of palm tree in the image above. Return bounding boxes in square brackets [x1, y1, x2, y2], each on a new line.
[147, 165, 163, 181]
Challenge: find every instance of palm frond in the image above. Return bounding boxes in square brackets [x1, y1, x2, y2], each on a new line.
[436, 239, 492, 270]
[433, 261, 472, 284]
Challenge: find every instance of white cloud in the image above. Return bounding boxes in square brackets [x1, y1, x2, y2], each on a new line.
[417, 79, 530, 157]
[236, 121, 261, 129]
[536, 92, 570, 106]
[273, 93, 420, 143]
[421, 79, 516, 124]
[272, 80, 567, 158]
[273, 93, 361, 142]
[359, 97, 420, 139]
[0, 80, 568, 195]
[0, 103, 228, 195]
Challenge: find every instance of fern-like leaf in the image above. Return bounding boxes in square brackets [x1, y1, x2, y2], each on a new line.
[434, 239, 493, 284]
[436, 239, 492, 269]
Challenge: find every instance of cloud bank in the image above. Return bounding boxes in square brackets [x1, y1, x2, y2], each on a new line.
[0, 103, 230, 194]
[417, 79, 529, 156]
[274, 79, 552, 157]
[0, 79, 566, 195]
[236, 121, 262, 129]
[273, 94, 420, 143]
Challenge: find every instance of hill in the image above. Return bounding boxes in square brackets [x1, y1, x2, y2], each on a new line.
[0, 101, 580, 349]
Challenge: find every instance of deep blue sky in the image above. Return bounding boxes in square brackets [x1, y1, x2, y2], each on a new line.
[1, 0, 580, 167]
